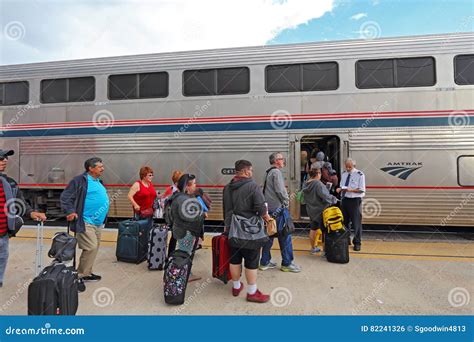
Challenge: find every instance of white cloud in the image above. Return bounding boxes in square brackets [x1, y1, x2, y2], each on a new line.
[1, 0, 334, 65]
[350, 12, 367, 21]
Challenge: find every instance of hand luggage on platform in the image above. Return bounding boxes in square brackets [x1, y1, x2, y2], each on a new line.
[28, 221, 79, 315]
[116, 217, 151, 264]
[211, 234, 232, 284]
[147, 224, 168, 270]
[324, 228, 350, 264]
[163, 239, 199, 305]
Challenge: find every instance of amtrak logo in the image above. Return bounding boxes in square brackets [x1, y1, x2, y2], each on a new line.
[380, 162, 422, 180]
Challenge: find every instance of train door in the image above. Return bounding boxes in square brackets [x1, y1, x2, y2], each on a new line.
[288, 135, 342, 220]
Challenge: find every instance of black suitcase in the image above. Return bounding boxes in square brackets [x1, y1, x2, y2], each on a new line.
[325, 229, 350, 264]
[116, 218, 151, 263]
[28, 263, 79, 315]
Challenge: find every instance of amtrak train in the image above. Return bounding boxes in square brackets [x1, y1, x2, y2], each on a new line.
[0, 33, 473, 227]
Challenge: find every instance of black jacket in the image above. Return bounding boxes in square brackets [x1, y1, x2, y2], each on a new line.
[223, 176, 267, 228]
[170, 192, 204, 240]
[60, 172, 107, 233]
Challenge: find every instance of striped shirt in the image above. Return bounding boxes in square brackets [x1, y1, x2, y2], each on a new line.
[0, 182, 7, 236]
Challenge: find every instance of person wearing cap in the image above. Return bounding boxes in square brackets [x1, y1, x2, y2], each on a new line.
[336, 158, 366, 251]
[0, 149, 46, 288]
[302, 163, 338, 254]
[60, 157, 109, 282]
[315, 152, 339, 194]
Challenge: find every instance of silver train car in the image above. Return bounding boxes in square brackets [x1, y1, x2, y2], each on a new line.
[1, 33, 473, 227]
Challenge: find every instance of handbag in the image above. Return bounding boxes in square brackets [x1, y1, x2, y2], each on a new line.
[266, 218, 277, 237]
[228, 214, 269, 250]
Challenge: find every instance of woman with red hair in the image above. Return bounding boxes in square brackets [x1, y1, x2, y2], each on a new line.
[128, 166, 157, 219]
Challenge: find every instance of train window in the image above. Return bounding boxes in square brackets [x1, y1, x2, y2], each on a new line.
[356, 57, 435, 89]
[356, 59, 394, 88]
[454, 54, 474, 85]
[217, 67, 249, 95]
[302, 62, 338, 91]
[68, 77, 95, 102]
[0, 81, 29, 106]
[138, 72, 169, 98]
[266, 64, 300, 92]
[183, 67, 249, 96]
[396, 57, 435, 87]
[109, 74, 138, 100]
[41, 77, 95, 103]
[457, 156, 474, 186]
[183, 69, 215, 96]
[266, 62, 339, 92]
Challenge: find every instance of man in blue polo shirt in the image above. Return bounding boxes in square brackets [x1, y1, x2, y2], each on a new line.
[60, 157, 109, 282]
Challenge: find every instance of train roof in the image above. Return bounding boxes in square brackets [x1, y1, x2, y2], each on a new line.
[1, 32, 473, 79]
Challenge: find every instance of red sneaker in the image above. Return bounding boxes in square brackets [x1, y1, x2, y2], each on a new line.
[246, 289, 270, 303]
[232, 282, 244, 297]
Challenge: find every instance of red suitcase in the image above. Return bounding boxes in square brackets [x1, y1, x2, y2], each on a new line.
[211, 234, 232, 284]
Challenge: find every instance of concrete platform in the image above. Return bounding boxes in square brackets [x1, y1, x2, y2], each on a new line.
[0, 227, 473, 315]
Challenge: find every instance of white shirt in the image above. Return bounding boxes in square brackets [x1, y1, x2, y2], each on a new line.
[340, 168, 366, 198]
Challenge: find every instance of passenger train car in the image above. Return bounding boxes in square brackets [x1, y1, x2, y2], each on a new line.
[0, 33, 473, 227]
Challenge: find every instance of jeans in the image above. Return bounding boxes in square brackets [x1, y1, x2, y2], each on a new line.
[260, 211, 294, 267]
[0, 235, 9, 284]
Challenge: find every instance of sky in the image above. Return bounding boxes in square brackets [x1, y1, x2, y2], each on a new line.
[0, 0, 473, 65]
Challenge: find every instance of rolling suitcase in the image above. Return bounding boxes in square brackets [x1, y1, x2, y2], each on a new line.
[147, 224, 168, 270]
[28, 222, 79, 315]
[163, 239, 199, 305]
[324, 229, 350, 264]
[211, 234, 231, 284]
[116, 217, 151, 263]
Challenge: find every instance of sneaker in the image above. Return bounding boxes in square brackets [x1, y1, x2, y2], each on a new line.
[246, 289, 270, 303]
[353, 245, 361, 251]
[259, 261, 277, 271]
[232, 282, 244, 297]
[0, 282, 3, 288]
[77, 278, 86, 293]
[82, 273, 102, 282]
[281, 263, 301, 273]
[310, 247, 321, 255]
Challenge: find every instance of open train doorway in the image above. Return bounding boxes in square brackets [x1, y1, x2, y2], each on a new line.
[299, 135, 341, 219]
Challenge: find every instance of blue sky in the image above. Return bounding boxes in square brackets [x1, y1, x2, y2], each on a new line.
[0, 0, 472, 65]
[271, 0, 474, 44]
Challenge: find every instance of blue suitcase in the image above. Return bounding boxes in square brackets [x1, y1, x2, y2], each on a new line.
[116, 218, 151, 264]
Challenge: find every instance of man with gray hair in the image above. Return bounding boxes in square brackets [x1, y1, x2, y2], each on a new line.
[61, 157, 109, 282]
[260, 152, 301, 273]
[336, 158, 365, 251]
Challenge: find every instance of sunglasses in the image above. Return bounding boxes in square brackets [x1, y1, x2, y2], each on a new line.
[0, 157, 8, 161]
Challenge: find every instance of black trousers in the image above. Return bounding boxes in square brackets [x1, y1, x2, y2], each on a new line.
[341, 197, 362, 245]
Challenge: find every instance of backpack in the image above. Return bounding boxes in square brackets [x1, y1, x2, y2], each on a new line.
[163, 197, 174, 226]
[322, 206, 345, 232]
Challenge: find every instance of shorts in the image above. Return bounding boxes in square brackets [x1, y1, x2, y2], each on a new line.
[310, 215, 324, 231]
[229, 246, 260, 270]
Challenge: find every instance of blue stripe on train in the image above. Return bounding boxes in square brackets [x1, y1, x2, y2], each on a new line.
[1, 116, 470, 137]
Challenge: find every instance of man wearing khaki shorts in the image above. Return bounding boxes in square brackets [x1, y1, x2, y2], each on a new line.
[60, 157, 109, 282]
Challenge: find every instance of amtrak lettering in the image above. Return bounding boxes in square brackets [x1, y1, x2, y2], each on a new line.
[380, 162, 423, 180]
